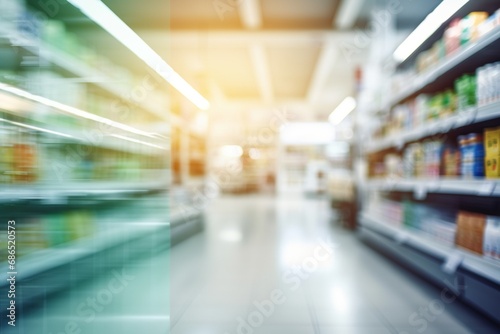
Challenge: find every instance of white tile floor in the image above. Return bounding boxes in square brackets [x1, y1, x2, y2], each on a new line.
[4, 194, 499, 333]
[170, 194, 499, 334]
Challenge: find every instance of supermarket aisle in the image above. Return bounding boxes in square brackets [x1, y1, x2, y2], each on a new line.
[170, 195, 499, 334]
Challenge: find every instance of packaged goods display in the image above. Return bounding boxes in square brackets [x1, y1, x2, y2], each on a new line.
[390, 10, 500, 100]
[476, 62, 500, 106]
[400, 140, 443, 179]
[0, 123, 165, 184]
[459, 133, 485, 178]
[382, 71, 483, 139]
[456, 211, 486, 255]
[0, 209, 95, 260]
[366, 197, 500, 260]
[366, 197, 457, 247]
[442, 144, 461, 177]
[362, 3, 500, 324]
[455, 74, 477, 110]
[416, 11, 496, 74]
[483, 216, 500, 259]
[377, 130, 489, 179]
[484, 127, 500, 178]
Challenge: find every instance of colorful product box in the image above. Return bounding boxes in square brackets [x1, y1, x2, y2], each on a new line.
[484, 127, 500, 157]
[456, 211, 486, 254]
[483, 216, 500, 260]
[485, 156, 500, 178]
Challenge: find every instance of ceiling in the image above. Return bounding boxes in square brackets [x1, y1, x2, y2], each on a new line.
[26, 0, 440, 130]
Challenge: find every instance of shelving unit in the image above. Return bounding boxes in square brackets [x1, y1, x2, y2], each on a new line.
[0, 1, 204, 314]
[359, 213, 500, 322]
[357, 2, 500, 324]
[359, 212, 500, 285]
[389, 25, 500, 108]
[366, 105, 478, 153]
[0, 195, 203, 307]
[2, 29, 169, 122]
[366, 178, 500, 197]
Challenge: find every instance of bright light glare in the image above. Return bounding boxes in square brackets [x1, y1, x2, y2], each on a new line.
[192, 112, 208, 134]
[249, 148, 262, 160]
[332, 287, 351, 314]
[328, 97, 356, 125]
[219, 229, 243, 243]
[0, 83, 155, 138]
[111, 134, 168, 150]
[67, 0, 210, 110]
[0, 118, 74, 138]
[280, 122, 335, 145]
[220, 145, 243, 158]
[393, 0, 469, 62]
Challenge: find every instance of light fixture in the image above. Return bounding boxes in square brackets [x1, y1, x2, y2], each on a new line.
[393, 0, 470, 63]
[220, 145, 243, 158]
[239, 0, 262, 29]
[328, 97, 356, 125]
[66, 0, 210, 110]
[0, 83, 155, 138]
[335, 0, 364, 29]
[111, 134, 167, 150]
[0, 117, 74, 138]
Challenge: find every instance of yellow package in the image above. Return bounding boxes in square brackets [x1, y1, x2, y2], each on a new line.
[485, 127, 500, 157]
[485, 156, 500, 178]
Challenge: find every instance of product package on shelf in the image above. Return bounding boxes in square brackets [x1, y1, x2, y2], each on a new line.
[477, 62, 500, 106]
[484, 127, 500, 178]
[483, 216, 500, 260]
[459, 133, 485, 178]
[456, 211, 486, 255]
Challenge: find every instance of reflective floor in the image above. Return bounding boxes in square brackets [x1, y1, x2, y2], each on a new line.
[5, 195, 499, 333]
[170, 195, 499, 334]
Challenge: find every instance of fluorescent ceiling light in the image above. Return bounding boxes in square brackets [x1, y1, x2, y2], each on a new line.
[0, 118, 74, 138]
[335, 0, 364, 29]
[220, 145, 243, 158]
[239, 0, 262, 29]
[329, 97, 356, 125]
[393, 0, 469, 63]
[111, 134, 167, 150]
[0, 83, 155, 138]
[66, 0, 210, 110]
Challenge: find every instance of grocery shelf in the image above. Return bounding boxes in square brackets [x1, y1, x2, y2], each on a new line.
[390, 25, 500, 107]
[0, 83, 168, 154]
[0, 180, 168, 203]
[4, 30, 168, 122]
[366, 178, 500, 197]
[365, 100, 500, 153]
[0, 202, 204, 308]
[359, 212, 500, 285]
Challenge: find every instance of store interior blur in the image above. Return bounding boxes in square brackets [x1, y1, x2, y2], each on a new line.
[1, 0, 500, 333]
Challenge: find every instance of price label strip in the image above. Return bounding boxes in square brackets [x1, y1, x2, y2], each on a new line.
[442, 252, 464, 275]
[395, 230, 409, 244]
[478, 182, 495, 196]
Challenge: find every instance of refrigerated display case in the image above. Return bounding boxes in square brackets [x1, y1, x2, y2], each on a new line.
[0, 0, 203, 318]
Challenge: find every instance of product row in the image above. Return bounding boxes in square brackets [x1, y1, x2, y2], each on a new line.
[0, 0, 168, 125]
[378, 58, 500, 140]
[372, 125, 500, 179]
[0, 125, 167, 184]
[0, 209, 95, 261]
[416, 11, 498, 73]
[1, 0, 133, 88]
[366, 197, 500, 260]
[391, 8, 500, 95]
